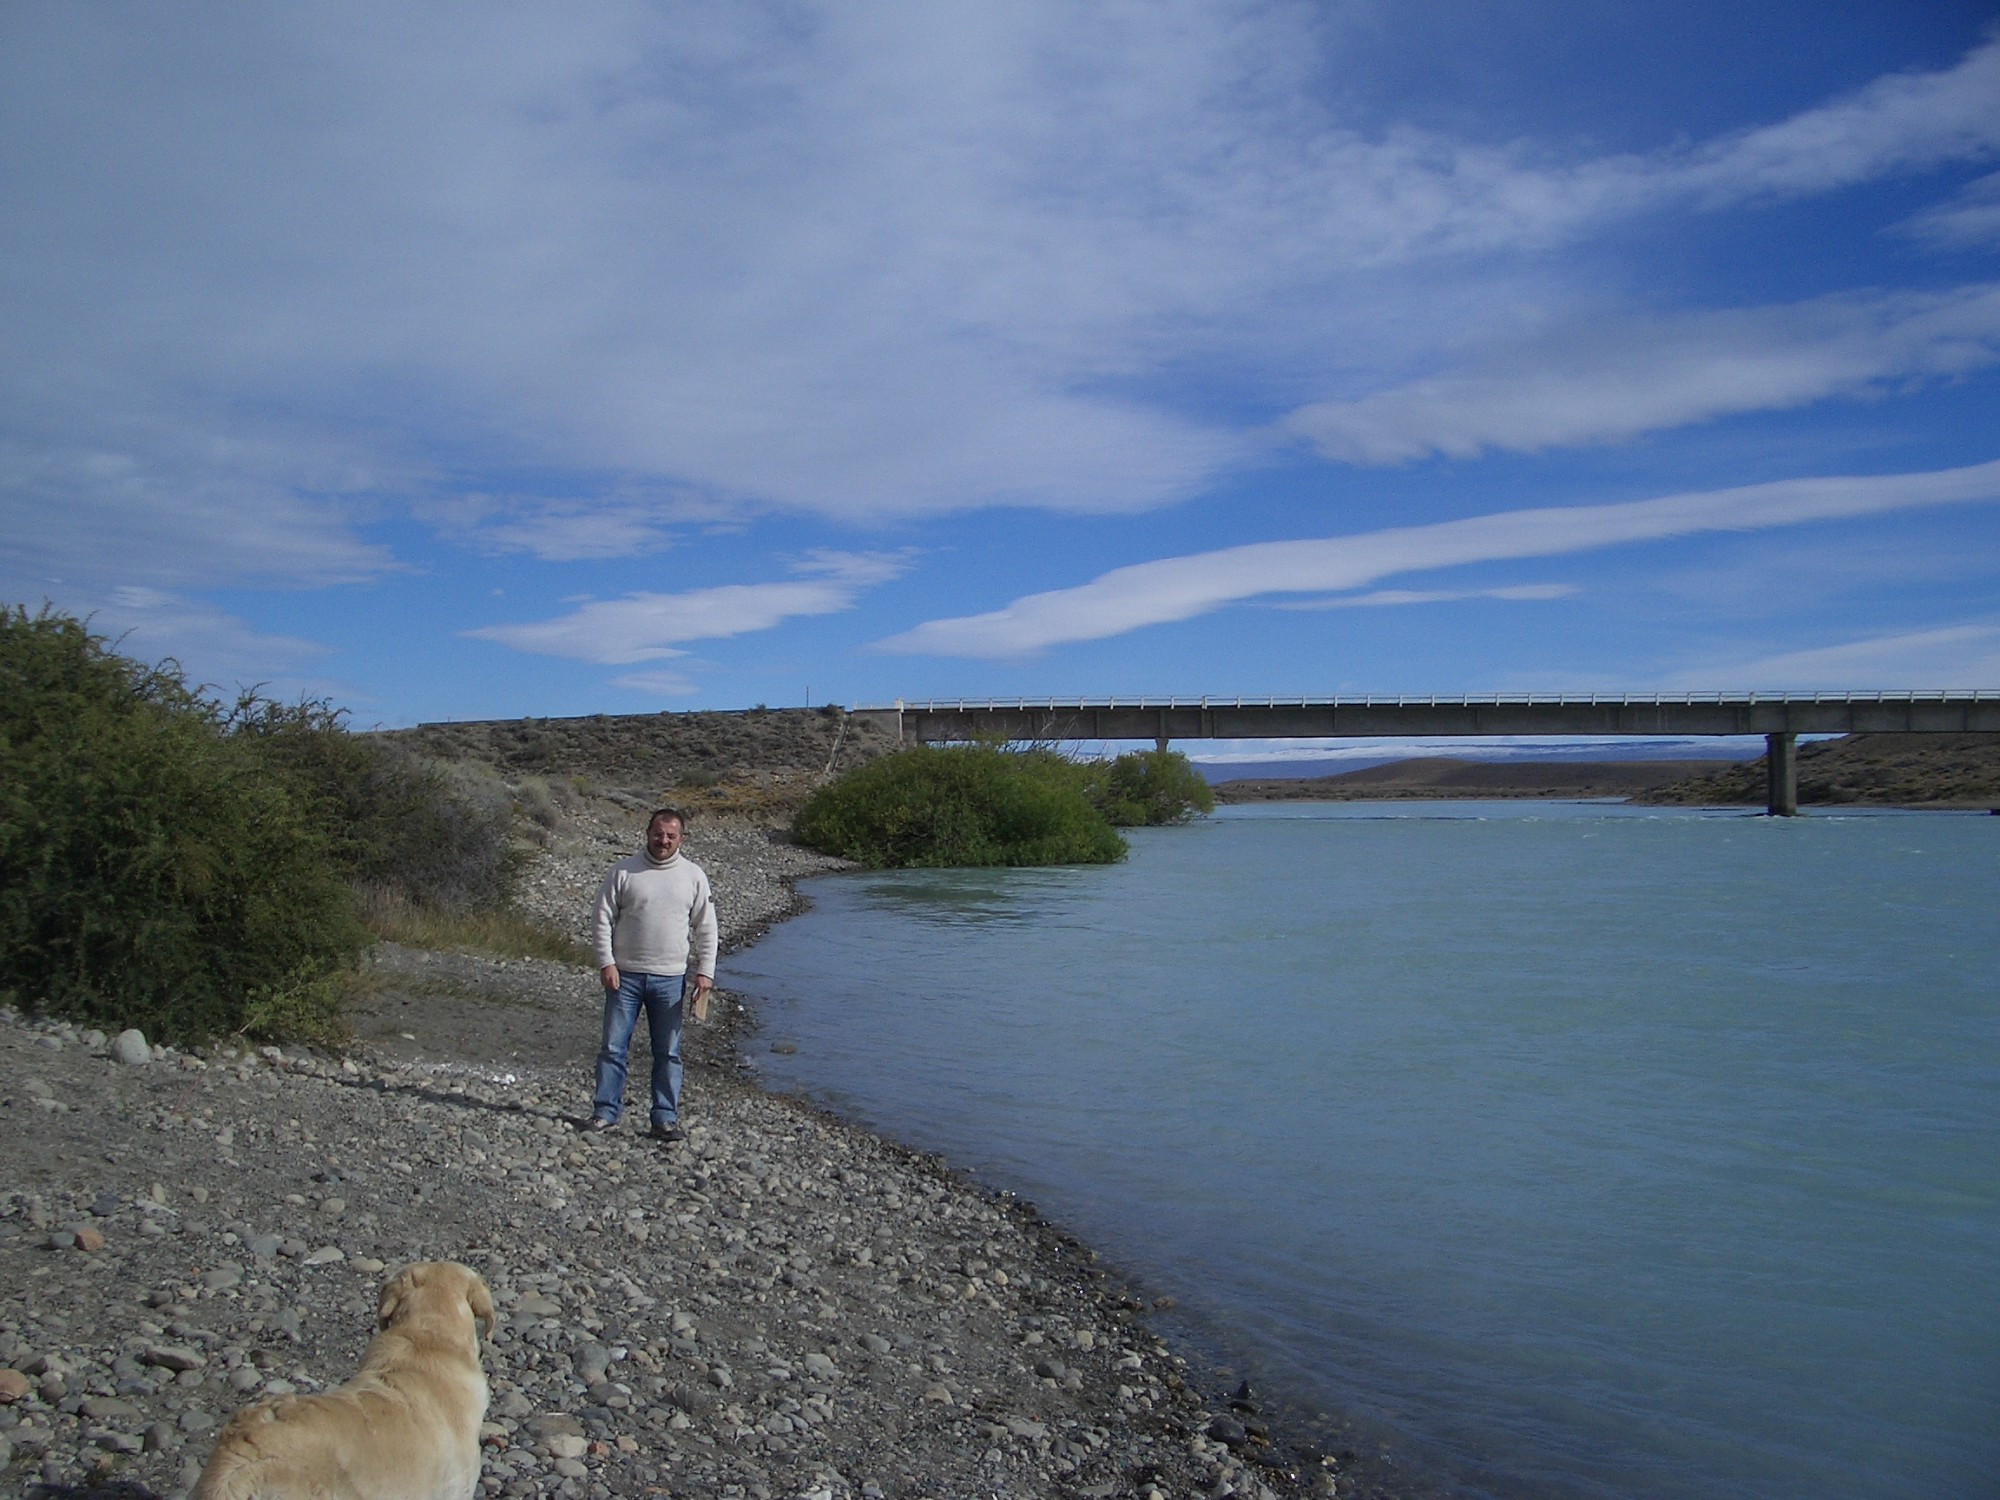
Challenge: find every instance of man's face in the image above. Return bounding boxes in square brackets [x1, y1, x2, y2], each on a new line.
[646, 817, 684, 860]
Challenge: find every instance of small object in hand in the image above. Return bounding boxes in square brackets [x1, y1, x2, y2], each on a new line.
[687, 980, 711, 1023]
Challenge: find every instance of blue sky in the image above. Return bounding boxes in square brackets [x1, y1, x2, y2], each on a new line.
[4, 3, 1998, 757]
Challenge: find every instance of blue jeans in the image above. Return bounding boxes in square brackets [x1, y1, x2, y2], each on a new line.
[593, 972, 684, 1127]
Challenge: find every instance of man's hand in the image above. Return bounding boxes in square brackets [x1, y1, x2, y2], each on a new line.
[600, 964, 620, 991]
[689, 973, 713, 997]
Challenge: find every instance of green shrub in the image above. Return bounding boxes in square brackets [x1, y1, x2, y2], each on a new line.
[1087, 748, 1215, 826]
[792, 743, 1127, 867]
[0, 607, 366, 1042]
[230, 697, 517, 911]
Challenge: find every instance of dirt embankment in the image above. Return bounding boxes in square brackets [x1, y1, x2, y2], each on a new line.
[1638, 732, 2000, 808]
[378, 707, 899, 827]
[1212, 735, 2000, 808]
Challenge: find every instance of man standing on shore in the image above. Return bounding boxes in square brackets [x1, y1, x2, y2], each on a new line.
[586, 807, 717, 1143]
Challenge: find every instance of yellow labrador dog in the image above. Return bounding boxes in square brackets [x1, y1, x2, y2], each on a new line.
[196, 1261, 494, 1500]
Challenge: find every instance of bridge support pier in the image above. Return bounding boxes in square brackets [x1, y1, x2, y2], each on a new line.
[1766, 733, 1798, 816]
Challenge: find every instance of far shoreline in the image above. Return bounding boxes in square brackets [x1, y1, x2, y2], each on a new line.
[1202, 733, 2000, 809]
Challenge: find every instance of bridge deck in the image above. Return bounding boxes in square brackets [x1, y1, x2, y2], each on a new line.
[859, 692, 2000, 742]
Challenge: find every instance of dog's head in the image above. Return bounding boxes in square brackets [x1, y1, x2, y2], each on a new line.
[378, 1261, 495, 1354]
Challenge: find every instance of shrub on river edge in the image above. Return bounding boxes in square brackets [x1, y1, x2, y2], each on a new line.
[792, 743, 1127, 867]
[1084, 746, 1216, 826]
[791, 742, 1213, 867]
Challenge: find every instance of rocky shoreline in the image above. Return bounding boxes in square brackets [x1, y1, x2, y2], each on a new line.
[2, 823, 1350, 1500]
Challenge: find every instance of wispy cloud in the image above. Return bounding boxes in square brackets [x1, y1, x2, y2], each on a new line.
[1272, 584, 1577, 611]
[609, 668, 700, 698]
[1186, 736, 1761, 767]
[1287, 285, 2000, 464]
[469, 550, 913, 665]
[1668, 622, 2000, 691]
[413, 495, 682, 563]
[1900, 170, 2000, 249]
[3, 6, 1997, 579]
[56, 587, 338, 699]
[1659, 34, 2000, 202]
[0, 421, 398, 592]
[880, 460, 2000, 657]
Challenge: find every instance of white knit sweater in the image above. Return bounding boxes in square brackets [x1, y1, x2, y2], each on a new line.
[591, 852, 718, 977]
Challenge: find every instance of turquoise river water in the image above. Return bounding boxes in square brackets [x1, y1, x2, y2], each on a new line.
[726, 802, 2000, 1500]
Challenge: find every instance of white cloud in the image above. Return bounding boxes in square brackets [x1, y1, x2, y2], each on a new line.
[880, 459, 2000, 657]
[2, 4, 1997, 577]
[0, 422, 397, 592]
[61, 587, 337, 698]
[1272, 584, 1577, 610]
[414, 497, 668, 563]
[610, 668, 700, 698]
[1186, 735, 1762, 767]
[1287, 285, 2000, 463]
[1661, 35, 2000, 202]
[1668, 622, 2000, 692]
[1901, 170, 2000, 248]
[468, 550, 913, 664]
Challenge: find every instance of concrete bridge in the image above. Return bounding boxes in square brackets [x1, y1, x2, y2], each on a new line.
[852, 692, 2000, 816]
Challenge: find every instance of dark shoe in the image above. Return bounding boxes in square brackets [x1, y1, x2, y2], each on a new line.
[579, 1115, 615, 1134]
[649, 1121, 687, 1144]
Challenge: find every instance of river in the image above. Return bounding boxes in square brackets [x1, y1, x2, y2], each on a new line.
[728, 802, 2000, 1500]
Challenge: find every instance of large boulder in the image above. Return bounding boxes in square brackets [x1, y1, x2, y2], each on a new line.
[111, 1029, 151, 1065]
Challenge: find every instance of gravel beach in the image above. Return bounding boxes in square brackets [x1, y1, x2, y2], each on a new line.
[2, 817, 1341, 1500]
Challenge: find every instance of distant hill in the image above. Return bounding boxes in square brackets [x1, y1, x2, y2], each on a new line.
[1640, 733, 2000, 808]
[1213, 757, 1725, 803]
[383, 706, 894, 781]
[1209, 735, 2000, 807]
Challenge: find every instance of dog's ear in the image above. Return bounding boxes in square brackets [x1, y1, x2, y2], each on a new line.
[466, 1273, 495, 1348]
[378, 1265, 420, 1330]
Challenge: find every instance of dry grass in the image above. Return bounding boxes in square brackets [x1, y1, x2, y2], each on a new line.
[670, 769, 824, 823]
[358, 887, 588, 964]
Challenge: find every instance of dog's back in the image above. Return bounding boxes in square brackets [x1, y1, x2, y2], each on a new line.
[194, 1263, 491, 1500]
[194, 1384, 483, 1500]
